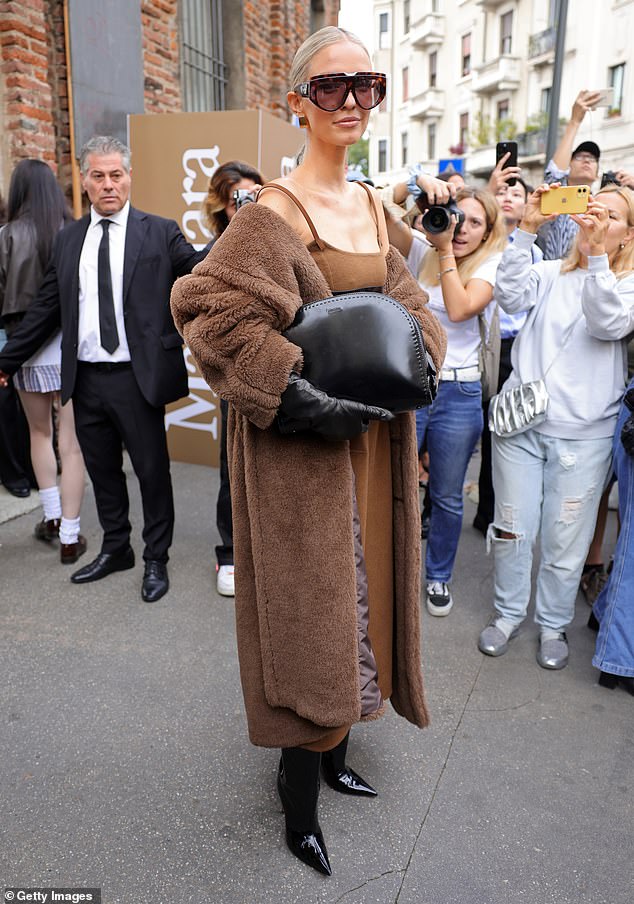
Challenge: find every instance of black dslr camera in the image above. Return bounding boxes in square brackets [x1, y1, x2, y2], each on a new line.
[233, 188, 257, 209]
[600, 171, 621, 189]
[415, 191, 465, 236]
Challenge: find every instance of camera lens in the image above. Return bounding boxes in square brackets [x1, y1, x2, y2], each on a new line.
[423, 207, 451, 234]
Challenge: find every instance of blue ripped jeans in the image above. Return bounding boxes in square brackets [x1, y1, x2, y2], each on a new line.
[416, 379, 483, 583]
[490, 429, 612, 631]
[593, 380, 634, 677]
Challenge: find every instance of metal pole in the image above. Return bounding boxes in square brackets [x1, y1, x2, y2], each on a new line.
[545, 0, 569, 163]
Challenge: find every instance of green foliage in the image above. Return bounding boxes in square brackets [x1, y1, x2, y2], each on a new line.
[495, 117, 517, 141]
[347, 137, 369, 173]
[471, 112, 492, 148]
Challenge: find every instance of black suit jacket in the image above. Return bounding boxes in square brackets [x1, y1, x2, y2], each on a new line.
[0, 207, 206, 407]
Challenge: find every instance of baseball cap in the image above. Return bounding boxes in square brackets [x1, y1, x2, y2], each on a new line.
[572, 141, 600, 160]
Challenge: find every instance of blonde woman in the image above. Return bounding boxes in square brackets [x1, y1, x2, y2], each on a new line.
[171, 27, 446, 875]
[478, 185, 634, 670]
[395, 188, 507, 616]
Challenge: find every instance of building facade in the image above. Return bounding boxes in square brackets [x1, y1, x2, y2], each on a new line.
[0, 0, 340, 195]
[369, 0, 634, 187]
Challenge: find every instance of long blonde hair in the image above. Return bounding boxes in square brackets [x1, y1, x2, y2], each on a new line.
[561, 184, 634, 278]
[289, 26, 369, 89]
[417, 187, 508, 288]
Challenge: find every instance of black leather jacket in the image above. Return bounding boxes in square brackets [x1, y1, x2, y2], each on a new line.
[0, 219, 45, 320]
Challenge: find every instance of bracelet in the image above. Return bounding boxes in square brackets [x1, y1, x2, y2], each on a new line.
[438, 267, 457, 277]
[439, 253, 455, 261]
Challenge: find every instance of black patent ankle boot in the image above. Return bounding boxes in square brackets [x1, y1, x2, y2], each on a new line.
[321, 731, 377, 797]
[278, 747, 331, 876]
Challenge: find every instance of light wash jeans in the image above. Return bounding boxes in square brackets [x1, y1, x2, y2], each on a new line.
[593, 380, 634, 677]
[490, 428, 613, 631]
[416, 379, 483, 583]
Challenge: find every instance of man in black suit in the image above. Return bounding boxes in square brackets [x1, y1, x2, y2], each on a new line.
[0, 135, 205, 602]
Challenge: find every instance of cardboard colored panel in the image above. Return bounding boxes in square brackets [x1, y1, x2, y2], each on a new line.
[128, 110, 304, 467]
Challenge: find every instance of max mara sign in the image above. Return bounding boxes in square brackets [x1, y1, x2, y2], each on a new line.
[129, 110, 304, 467]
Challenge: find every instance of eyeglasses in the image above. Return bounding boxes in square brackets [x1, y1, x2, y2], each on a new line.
[573, 153, 597, 163]
[294, 71, 387, 112]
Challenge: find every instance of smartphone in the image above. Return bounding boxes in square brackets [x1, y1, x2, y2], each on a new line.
[540, 185, 590, 215]
[496, 141, 518, 187]
[593, 88, 614, 108]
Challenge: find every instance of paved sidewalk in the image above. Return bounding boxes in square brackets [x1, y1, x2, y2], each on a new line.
[1, 457, 631, 904]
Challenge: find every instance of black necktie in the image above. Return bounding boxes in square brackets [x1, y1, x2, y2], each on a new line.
[98, 219, 119, 353]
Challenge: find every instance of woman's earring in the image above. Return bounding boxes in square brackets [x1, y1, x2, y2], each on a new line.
[298, 115, 308, 128]
[620, 242, 626, 249]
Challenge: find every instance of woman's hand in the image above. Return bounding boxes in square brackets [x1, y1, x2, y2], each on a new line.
[518, 183, 560, 234]
[571, 198, 610, 255]
[487, 152, 522, 195]
[421, 215, 458, 255]
[415, 174, 456, 205]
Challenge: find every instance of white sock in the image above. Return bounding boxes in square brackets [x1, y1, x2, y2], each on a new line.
[494, 617, 518, 639]
[39, 486, 61, 521]
[59, 516, 80, 545]
[541, 628, 564, 642]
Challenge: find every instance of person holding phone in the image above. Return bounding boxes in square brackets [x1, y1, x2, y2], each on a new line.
[538, 89, 602, 260]
[478, 184, 634, 671]
[171, 26, 446, 876]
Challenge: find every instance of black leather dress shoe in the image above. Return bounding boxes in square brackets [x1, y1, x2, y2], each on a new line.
[142, 560, 169, 602]
[598, 671, 634, 696]
[321, 757, 377, 797]
[71, 547, 135, 583]
[285, 827, 332, 876]
[5, 482, 30, 498]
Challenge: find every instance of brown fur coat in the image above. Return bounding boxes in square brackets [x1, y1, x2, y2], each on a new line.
[170, 203, 446, 748]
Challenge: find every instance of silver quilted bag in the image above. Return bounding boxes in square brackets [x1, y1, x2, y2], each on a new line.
[488, 379, 549, 437]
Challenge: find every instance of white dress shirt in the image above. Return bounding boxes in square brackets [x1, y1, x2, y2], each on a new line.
[77, 201, 131, 362]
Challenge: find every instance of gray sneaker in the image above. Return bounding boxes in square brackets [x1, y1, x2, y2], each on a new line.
[537, 632, 569, 670]
[478, 618, 519, 657]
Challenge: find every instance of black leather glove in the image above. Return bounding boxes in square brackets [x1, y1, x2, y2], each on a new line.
[277, 372, 394, 441]
[621, 413, 634, 457]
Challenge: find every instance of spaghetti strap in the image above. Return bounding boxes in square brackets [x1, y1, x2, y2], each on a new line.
[356, 181, 385, 252]
[257, 183, 325, 249]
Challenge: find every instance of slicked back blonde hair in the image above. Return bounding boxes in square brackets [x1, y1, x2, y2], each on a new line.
[417, 187, 508, 288]
[561, 185, 634, 278]
[289, 26, 369, 90]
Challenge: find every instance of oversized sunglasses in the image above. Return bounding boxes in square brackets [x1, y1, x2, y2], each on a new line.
[294, 71, 387, 112]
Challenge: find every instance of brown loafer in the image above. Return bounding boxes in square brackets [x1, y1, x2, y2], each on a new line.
[60, 535, 87, 565]
[34, 518, 61, 542]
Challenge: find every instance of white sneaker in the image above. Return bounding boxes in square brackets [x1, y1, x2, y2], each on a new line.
[216, 564, 235, 597]
[426, 581, 454, 617]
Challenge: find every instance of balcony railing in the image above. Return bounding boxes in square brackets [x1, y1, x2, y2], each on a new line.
[528, 27, 556, 59]
[472, 55, 521, 95]
[409, 87, 445, 120]
[410, 13, 445, 48]
[516, 129, 547, 157]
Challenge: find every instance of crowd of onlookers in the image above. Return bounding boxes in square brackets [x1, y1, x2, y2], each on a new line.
[1, 89, 632, 697]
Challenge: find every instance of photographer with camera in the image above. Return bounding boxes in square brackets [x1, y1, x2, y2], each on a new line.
[201, 160, 263, 598]
[394, 187, 507, 616]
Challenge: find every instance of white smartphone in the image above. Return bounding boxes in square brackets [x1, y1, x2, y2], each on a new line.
[593, 88, 614, 108]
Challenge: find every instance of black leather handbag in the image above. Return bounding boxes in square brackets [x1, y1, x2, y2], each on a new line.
[283, 291, 437, 412]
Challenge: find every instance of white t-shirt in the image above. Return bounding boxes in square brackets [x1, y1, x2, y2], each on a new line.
[407, 234, 502, 370]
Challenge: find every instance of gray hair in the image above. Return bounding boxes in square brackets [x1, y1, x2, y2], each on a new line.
[289, 26, 369, 90]
[79, 136, 131, 175]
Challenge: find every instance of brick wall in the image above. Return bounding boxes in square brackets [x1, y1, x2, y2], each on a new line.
[0, 0, 61, 188]
[244, 0, 341, 118]
[0, 0, 341, 193]
[142, 0, 181, 114]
